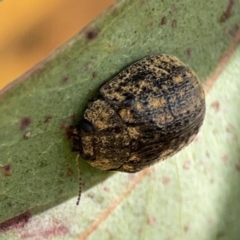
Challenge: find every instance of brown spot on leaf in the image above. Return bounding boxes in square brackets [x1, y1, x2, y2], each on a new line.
[219, 0, 234, 23]
[65, 125, 74, 139]
[87, 192, 95, 198]
[207, 217, 214, 225]
[0, 211, 31, 232]
[183, 160, 191, 170]
[59, 116, 75, 139]
[86, 30, 98, 40]
[148, 22, 153, 28]
[211, 101, 220, 112]
[232, 134, 238, 142]
[226, 123, 234, 132]
[147, 216, 157, 225]
[161, 16, 167, 25]
[171, 20, 177, 28]
[44, 115, 52, 123]
[186, 48, 191, 58]
[20, 117, 31, 130]
[103, 186, 110, 192]
[92, 71, 97, 78]
[66, 168, 74, 177]
[221, 155, 229, 164]
[162, 176, 170, 185]
[0, 164, 11, 177]
[210, 178, 214, 184]
[61, 77, 68, 84]
[184, 224, 190, 232]
[20, 224, 69, 239]
[235, 161, 240, 171]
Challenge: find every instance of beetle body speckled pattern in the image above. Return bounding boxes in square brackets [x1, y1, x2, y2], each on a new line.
[72, 54, 205, 173]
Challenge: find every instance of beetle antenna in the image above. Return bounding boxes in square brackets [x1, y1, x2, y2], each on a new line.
[75, 154, 82, 205]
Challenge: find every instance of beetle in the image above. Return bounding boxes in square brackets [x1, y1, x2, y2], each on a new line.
[72, 54, 205, 174]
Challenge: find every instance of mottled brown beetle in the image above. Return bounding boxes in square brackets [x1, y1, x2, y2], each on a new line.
[72, 54, 205, 174]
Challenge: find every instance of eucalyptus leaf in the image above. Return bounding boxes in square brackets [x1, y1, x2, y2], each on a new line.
[0, 0, 240, 239]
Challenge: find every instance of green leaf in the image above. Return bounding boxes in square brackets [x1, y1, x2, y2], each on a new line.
[2, 47, 240, 239]
[0, 0, 240, 238]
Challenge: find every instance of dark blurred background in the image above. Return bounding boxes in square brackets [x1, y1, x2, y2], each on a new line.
[0, 0, 113, 89]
